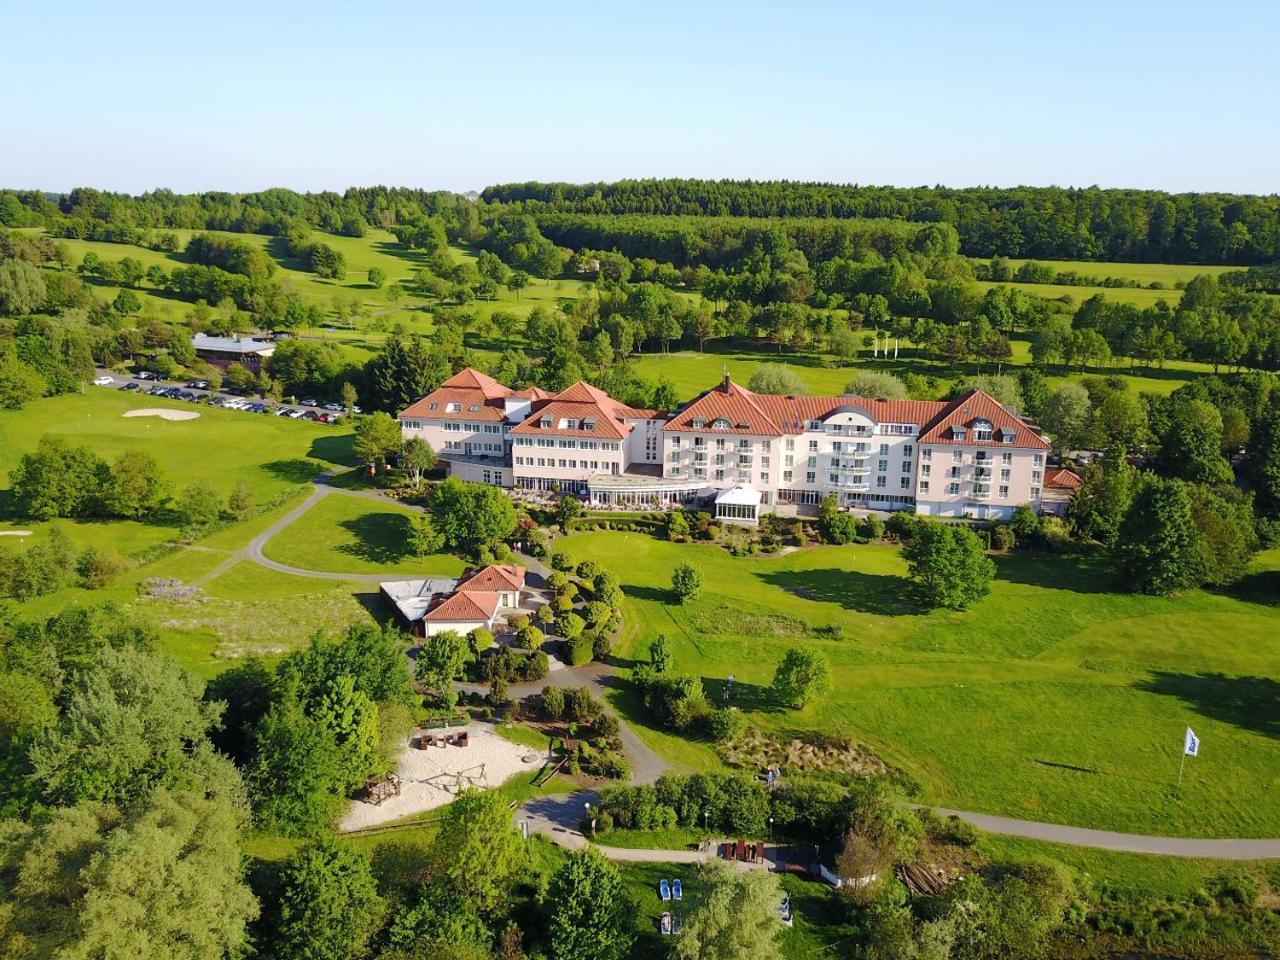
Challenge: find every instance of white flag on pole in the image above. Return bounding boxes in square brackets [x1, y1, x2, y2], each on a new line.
[1183, 727, 1200, 757]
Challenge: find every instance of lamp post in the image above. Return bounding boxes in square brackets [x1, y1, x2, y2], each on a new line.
[584, 801, 595, 837]
[768, 816, 774, 842]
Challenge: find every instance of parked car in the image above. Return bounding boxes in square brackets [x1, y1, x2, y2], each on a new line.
[185, 380, 209, 389]
[134, 370, 157, 381]
[120, 382, 140, 391]
[92, 375, 113, 386]
[323, 402, 343, 412]
[300, 398, 319, 407]
[273, 407, 293, 417]
[287, 409, 306, 419]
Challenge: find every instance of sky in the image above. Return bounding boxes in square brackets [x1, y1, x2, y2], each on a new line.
[2, 0, 1277, 196]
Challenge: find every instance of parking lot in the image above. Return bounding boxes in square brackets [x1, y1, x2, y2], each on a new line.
[92, 370, 354, 424]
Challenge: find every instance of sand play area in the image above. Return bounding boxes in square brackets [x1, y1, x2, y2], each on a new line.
[122, 408, 201, 421]
[339, 722, 544, 832]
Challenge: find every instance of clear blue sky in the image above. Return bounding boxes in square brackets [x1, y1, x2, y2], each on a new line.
[2, 0, 1277, 196]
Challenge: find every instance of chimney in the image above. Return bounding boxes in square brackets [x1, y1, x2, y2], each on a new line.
[722, 371, 732, 391]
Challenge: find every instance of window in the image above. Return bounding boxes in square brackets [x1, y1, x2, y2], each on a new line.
[712, 418, 730, 430]
[760, 472, 769, 483]
[1032, 470, 1042, 483]
[973, 418, 993, 441]
[878, 459, 888, 472]
[999, 485, 1009, 498]
[672, 436, 682, 448]
[692, 419, 705, 429]
[1002, 452, 1013, 465]
[785, 438, 795, 451]
[1031, 486, 1041, 499]
[876, 476, 886, 488]
[808, 440, 818, 452]
[922, 448, 932, 462]
[445, 402, 461, 413]
[829, 473, 839, 484]
[784, 455, 793, 467]
[805, 471, 816, 484]
[899, 476, 910, 490]
[902, 461, 913, 474]
[428, 403, 438, 411]
[715, 469, 725, 480]
[953, 450, 963, 463]
[948, 466, 960, 479]
[468, 404, 480, 412]
[903, 444, 914, 456]
[783, 470, 793, 483]
[879, 443, 889, 455]
[761, 456, 770, 468]
[921, 464, 931, 477]
[807, 456, 817, 468]
[1000, 468, 1011, 481]
[1034, 453, 1044, 466]
[949, 482, 960, 495]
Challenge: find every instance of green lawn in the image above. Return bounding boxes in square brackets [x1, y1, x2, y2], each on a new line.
[260, 492, 465, 577]
[555, 532, 1280, 839]
[1001, 258, 1237, 287]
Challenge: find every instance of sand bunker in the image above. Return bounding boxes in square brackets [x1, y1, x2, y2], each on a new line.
[340, 722, 542, 832]
[0, 531, 32, 537]
[122, 408, 201, 421]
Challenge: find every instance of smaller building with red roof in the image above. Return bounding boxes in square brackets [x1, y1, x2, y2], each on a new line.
[379, 564, 528, 638]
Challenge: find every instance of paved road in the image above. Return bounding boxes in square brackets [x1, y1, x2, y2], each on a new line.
[180, 461, 1280, 861]
[519, 792, 709, 863]
[930, 807, 1280, 860]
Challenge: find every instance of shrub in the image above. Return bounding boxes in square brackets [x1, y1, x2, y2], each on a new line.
[575, 559, 598, 579]
[886, 512, 922, 542]
[557, 612, 586, 640]
[488, 676, 509, 707]
[991, 524, 1015, 550]
[76, 546, 131, 589]
[552, 594, 574, 614]
[593, 711, 620, 739]
[550, 550, 575, 572]
[541, 685, 565, 720]
[534, 604, 555, 625]
[670, 562, 703, 604]
[562, 686, 602, 723]
[546, 570, 568, 591]
[858, 514, 886, 541]
[591, 630, 614, 661]
[520, 650, 549, 682]
[706, 707, 747, 742]
[468, 627, 495, 656]
[517, 624, 545, 649]
[567, 634, 594, 666]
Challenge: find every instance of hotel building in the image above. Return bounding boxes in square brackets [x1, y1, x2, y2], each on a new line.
[399, 369, 1051, 524]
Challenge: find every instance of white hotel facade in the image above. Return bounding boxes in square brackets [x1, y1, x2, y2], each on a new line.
[399, 369, 1051, 524]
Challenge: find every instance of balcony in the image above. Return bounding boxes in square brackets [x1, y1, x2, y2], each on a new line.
[972, 486, 993, 501]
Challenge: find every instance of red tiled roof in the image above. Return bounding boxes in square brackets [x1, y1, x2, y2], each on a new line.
[424, 589, 500, 622]
[510, 380, 654, 441]
[398, 368, 514, 422]
[663, 379, 1047, 449]
[442, 367, 511, 399]
[458, 564, 526, 592]
[1045, 467, 1083, 489]
[917, 389, 1049, 449]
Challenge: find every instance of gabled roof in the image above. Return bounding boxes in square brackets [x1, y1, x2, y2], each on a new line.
[457, 564, 526, 593]
[424, 589, 500, 623]
[398, 367, 514, 422]
[1045, 467, 1083, 489]
[663, 378, 785, 436]
[442, 367, 511, 399]
[510, 380, 655, 441]
[917, 389, 1049, 449]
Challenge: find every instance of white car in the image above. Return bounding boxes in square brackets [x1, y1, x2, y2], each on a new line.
[93, 375, 114, 386]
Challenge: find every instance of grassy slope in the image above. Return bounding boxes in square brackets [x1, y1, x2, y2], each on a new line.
[260, 492, 465, 577]
[1001, 258, 1236, 285]
[555, 532, 1280, 838]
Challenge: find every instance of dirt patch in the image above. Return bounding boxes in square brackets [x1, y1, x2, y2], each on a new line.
[339, 722, 540, 832]
[123, 408, 201, 421]
[724, 728, 888, 778]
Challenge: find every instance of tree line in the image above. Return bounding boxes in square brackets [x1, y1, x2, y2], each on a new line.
[480, 179, 1280, 265]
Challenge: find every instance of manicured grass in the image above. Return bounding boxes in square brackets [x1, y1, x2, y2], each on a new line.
[556, 532, 1280, 838]
[975, 834, 1273, 900]
[1001, 258, 1237, 286]
[974, 279, 1185, 309]
[496, 723, 558, 752]
[260, 492, 465, 577]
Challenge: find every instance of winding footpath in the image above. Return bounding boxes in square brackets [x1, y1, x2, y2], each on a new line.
[203, 473, 1280, 861]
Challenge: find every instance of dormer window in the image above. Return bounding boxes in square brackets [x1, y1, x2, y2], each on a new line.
[583, 419, 596, 431]
[539, 417, 552, 428]
[712, 418, 730, 430]
[952, 426, 966, 440]
[428, 403, 438, 410]
[468, 405, 480, 412]
[692, 419, 705, 429]
[445, 402, 462, 413]
[972, 418, 993, 441]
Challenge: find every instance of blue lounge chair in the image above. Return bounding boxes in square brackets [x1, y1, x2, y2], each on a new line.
[659, 879, 671, 901]
[673, 879, 683, 901]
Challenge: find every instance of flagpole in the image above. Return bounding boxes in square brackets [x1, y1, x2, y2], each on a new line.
[1177, 750, 1187, 788]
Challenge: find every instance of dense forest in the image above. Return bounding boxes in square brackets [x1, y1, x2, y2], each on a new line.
[481, 179, 1280, 265]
